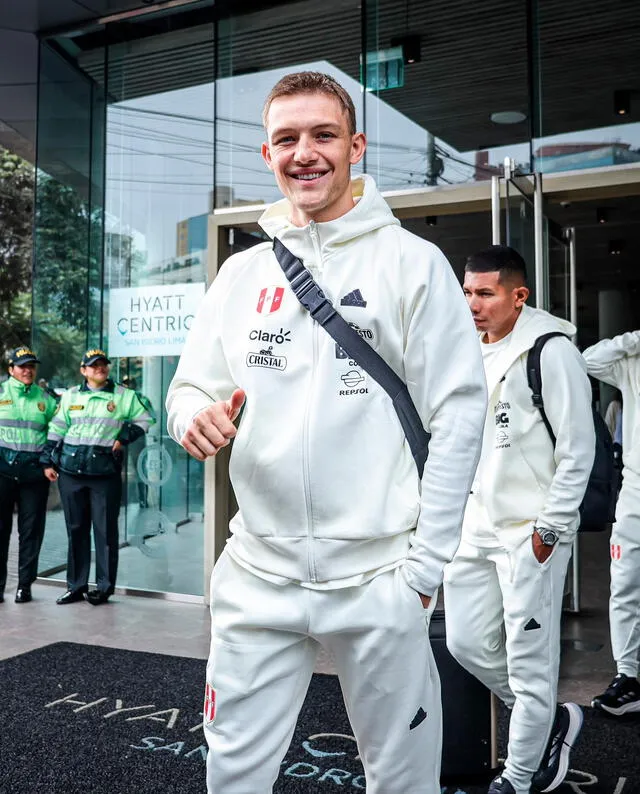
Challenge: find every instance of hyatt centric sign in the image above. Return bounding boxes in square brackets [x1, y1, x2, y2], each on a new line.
[108, 282, 206, 357]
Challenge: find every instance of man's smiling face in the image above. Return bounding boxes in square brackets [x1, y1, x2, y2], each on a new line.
[262, 91, 366, 227]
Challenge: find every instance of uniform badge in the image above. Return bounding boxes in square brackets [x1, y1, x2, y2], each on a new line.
[107, 401, 116, 413]
[38, 402, 46, 412]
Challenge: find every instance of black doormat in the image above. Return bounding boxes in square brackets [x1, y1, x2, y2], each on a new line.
[0, 642, 637, 794]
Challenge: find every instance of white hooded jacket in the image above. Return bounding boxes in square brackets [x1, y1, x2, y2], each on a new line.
[167, 175, 487, 596]
[464, 304, 595, 549]
[583, 331, 640, 482]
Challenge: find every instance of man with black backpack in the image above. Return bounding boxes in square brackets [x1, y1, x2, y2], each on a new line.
[166, 72, 487, 793]
[583, 332, 640, 716]
[444, 245, 594, 794]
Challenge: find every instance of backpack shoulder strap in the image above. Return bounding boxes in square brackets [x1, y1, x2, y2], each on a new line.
[273, 237, 430, 477]
[526, 331, 569, 446]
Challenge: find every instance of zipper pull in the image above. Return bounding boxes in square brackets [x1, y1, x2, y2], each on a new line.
[308, 220, 323, 273]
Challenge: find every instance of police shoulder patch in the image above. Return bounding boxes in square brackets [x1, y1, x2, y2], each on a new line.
[38, 402, 46, 412]
[107, 401, 116, 413]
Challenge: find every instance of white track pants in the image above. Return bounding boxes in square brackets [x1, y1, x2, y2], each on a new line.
[204, 551, 442, 794]
[610, 479, 640, 678]
[443, 536, 572, 794]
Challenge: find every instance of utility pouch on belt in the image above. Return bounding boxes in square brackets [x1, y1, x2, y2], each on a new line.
[273, 237, 430, 478]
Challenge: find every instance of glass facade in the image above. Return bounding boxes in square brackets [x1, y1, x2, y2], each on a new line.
[32, 0, 640, 596]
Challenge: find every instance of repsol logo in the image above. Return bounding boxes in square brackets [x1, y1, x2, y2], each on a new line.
[246, 352, 287, 370]
[339, 388, 369, 396]
[249, 328, 291, 345]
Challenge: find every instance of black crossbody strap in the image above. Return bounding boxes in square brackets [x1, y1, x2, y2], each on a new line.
[526, 331, 568, 446]
[273, 237, 430, 478]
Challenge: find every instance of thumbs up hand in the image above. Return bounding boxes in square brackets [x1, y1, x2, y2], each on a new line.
[181, 388, 246, 461]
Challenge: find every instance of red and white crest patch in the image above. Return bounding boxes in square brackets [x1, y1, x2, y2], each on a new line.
[611, 543, 622, 560]
[257, 286, 284, 314]
[204, 683, 216, 723]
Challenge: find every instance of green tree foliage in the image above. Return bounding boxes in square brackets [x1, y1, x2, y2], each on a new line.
[0, 146, 101, 385]
[33, 172, 102, 385]
[34, 174, 98, 328]
[0, 149, 33, 354]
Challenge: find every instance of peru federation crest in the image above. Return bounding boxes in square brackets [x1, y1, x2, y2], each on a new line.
[256, 286, 284, 314]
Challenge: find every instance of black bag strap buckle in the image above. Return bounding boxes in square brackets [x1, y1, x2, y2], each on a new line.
[272, 236, 430, 477]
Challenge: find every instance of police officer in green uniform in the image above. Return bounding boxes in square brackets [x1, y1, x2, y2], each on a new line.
[42, 349, 155, 605]
[0, 347, 58, 603]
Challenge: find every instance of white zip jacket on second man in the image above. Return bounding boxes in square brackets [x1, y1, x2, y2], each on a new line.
[583, 331, 640, 481]
[166, 175, 487, 596]
[465, 304, 595, 549]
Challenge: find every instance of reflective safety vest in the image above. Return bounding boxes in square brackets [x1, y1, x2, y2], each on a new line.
[45, 380, 155, 477]
[0, 377, 57, 482]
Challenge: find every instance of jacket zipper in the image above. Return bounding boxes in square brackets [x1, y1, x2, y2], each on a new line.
[302, 220, 323, 582]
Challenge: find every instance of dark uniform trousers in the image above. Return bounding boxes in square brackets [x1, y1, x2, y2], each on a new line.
[58, 472, 122, 595]
[0, 475, 50, 593]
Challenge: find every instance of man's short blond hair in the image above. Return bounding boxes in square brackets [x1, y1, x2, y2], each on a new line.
[262, 72, 357, 135]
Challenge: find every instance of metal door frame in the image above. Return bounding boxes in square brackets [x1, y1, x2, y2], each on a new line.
[491, 166, 581, 612]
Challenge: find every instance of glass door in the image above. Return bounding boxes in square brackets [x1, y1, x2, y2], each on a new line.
[491, 168, 581, 612]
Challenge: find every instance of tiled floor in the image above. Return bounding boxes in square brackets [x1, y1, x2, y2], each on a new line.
[1, 527, 616, 705]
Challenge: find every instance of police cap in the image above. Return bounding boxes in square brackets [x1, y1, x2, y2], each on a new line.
[8, 347, 40, 366]
[81, 348, 111, 366]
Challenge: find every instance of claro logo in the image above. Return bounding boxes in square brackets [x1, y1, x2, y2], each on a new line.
[249, 328, 291, 344]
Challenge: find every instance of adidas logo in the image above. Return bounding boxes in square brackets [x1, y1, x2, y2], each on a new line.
[340, 289, 367, 308]
[409, 707, 427, 730]
[524, 618, 541, 631]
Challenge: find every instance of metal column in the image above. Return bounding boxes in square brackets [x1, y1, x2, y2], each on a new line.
[567, 227, 581, 613]
[491, 175, 501, 244]
[533, 173, 545, 309]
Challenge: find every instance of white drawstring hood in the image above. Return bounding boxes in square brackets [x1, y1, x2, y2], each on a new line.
[465, 303, 594, 548]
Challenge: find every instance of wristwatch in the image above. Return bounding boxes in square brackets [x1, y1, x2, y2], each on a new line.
[535, 527, 559, 546]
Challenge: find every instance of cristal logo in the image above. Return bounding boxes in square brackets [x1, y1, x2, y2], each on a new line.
[246, 350, 287, 370]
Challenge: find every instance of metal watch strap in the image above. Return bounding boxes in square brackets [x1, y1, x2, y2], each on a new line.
[535, 527, 559, 546]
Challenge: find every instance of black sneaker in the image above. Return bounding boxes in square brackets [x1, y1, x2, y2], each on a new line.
[488, 776, 516, 794]
[532, 702, 583, 792]
[592, 673, 640, 716]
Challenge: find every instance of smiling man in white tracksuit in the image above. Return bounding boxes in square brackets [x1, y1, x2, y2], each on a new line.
[583, 333, 640, 715]
[166, 72, 487, 794]
[443, 246, 594, 794]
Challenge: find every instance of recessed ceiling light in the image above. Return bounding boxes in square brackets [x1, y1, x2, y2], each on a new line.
[490, 111, 527, 125]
